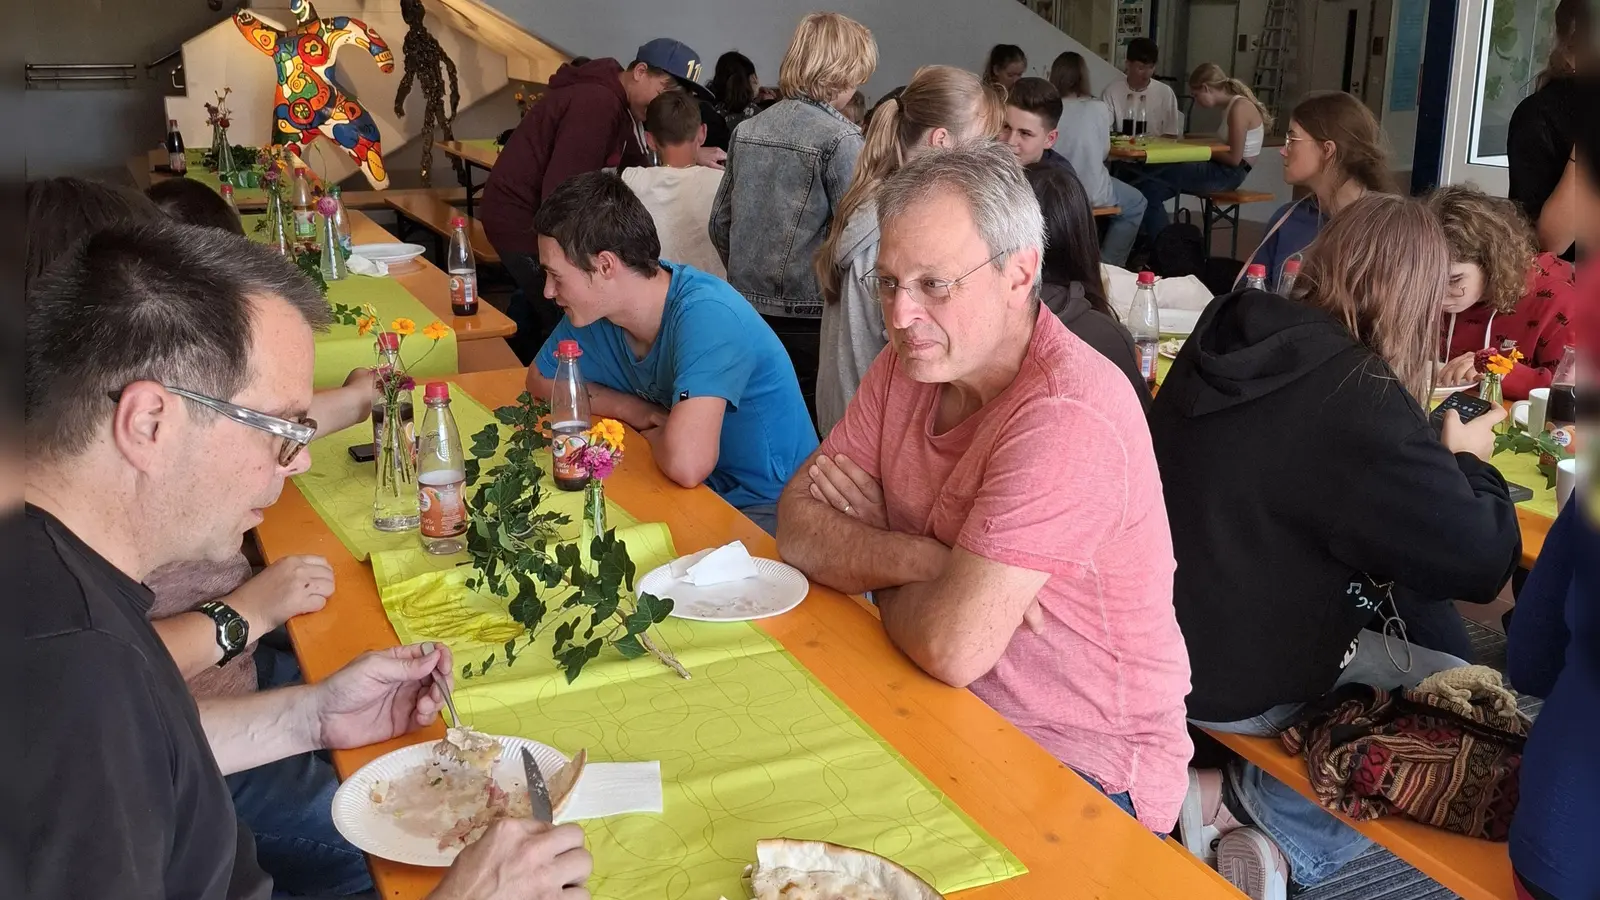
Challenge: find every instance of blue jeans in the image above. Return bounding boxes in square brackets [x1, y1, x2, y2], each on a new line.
[1102, 177, 1147, 268]
[230, 646, 374, 897]
[1129, 161, 1249, 238]
[1191, 630, 1469, 886]
[740, 503, 778, 536]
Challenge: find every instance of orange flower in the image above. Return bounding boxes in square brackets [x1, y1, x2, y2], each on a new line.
[390, 317, 416, 337]
[356, 315, 375, 336]
[422, 321, 449, 341]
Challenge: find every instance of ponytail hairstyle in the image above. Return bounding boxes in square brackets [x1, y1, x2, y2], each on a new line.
[1189, 62, 1274, 130]
[1539, 0, 1593, 87]
[1048, 51, 1094, 99]
[982, 44, 1027, 86]
[1290, 91, 1394, 195]
[815, 65, 1004, 303]
[711, 51, 757, 112]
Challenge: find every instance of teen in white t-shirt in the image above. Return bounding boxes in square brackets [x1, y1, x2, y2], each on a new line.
[622, 91, 727, 278]
[1100, 38, 1182, 137]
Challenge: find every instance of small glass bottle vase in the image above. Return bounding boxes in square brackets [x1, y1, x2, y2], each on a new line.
[581, 479, 607, 564]
[211, 123, 238, 183]
[373, 396, 421, 531]
[1478, 372, 1505, 433]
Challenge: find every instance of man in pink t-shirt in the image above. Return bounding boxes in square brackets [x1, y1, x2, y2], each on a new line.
[776, 142, 1192, 833]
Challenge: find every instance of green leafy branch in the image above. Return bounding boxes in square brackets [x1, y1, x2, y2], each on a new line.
[457, 392, 685, 683]
[1493, 419, 1573, 489]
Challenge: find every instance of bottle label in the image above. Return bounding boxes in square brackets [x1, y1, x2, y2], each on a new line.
[1135, 341, 1159, 382]
[552, 433, 588, 483]
[450, 273, 477, 312]
[169, 151, 186, 173]
[294, 210, 315, 239]
[419, 479, 468, 537]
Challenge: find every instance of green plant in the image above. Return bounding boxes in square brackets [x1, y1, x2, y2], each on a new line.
[203, 144, 261, 172]
[1494, 419, 1573, 488]
[458, 392, 685, 683]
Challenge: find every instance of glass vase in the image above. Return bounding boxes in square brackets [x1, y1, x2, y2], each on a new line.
[211, 123, 238, 182]
[373, 395, 421, 532]
[1479, 372, 1506, 434]
[263, 187, 291, 255]
[581, 478, 607, 564]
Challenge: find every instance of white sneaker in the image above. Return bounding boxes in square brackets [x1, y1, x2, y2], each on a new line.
[1177, 768, 1242, 865]
[1215, 827, 1290, 900]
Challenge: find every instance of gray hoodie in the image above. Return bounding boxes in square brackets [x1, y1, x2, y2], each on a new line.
[816, 201, 887, 435]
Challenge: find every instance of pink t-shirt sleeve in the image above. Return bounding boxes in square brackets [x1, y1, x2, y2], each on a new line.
[818, 348, 893, 481]
[956, 397, 1130, 572]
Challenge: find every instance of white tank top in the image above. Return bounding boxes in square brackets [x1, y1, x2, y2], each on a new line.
[1218, 95, 1264, 161]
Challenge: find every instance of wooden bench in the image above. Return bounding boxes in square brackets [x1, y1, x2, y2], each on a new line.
[1204, 729, 1515, 900]
[341, 187, 467, 210]
[1093, 206, 1122, 218]
[382, 191, 500, 265]
[457, 337, 521, 373]
[1196, 189, 1276, 258]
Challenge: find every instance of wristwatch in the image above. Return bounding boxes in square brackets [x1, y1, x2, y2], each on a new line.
[197, 600, 249, 666]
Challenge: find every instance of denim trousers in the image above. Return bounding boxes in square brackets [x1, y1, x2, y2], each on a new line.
[1128, 161, 1249, 238]
[500, 250, 564, 365]
[1191, 630, 1469, 886]
[1102, 177, 1148, 268]
[229, 646, 374, 897]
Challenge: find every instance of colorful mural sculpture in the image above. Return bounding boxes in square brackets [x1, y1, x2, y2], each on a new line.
[393, 0, 460, 186]
[234, 0, 395, 188]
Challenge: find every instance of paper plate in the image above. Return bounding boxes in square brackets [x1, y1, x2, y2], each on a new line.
[640, 556, 810, 622]
[1159, 309, 1201, 337]
[331, 735, 569, 867]
[352, 242, 427, 265]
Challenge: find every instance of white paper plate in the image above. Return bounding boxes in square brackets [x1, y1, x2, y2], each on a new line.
[1432, 384, 1477, 402]
[331, 735, 569, 867]
[639, 556, 810, 622]
[352, 242, 427, 265]
[1159, 309, 1201, 337]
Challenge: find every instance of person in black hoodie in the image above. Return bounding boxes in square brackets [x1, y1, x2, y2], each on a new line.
[1025, 165, 1149, 409]
[1150, 195, 1521, 899]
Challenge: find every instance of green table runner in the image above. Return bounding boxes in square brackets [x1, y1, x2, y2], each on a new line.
[1493, 449, 1558, 518]
[294, 384, 635, 562]
[240, 214, 458, 389]
[377, 534, 1026, 899]
[460, 137, 501, 159]
[182, 147, 274, 207]
[1121, 138, 1215, 164]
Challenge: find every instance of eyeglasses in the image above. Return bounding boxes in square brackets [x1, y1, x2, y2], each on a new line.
[861, 251, 1007, 307]
[1283, 133, 1312, 145]
[108, 385, 317, 467]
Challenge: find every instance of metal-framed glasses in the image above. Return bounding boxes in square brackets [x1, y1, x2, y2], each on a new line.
[108, 385, 317, 467]
[860, 251, 1006, 307]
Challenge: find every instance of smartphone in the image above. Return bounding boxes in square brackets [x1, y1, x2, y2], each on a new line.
[1430, 391, 1495, 433]
[1506, 482, 1534, 503]
[347, 442, 376, 463]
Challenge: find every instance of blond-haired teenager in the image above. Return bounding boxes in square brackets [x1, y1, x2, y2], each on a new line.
[710, 12, 877, 425]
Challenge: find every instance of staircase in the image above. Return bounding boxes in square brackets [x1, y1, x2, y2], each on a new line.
[1251, 0, 1298, 135]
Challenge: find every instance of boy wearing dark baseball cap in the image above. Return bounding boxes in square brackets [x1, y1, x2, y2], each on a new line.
[482, 38, 713, 359]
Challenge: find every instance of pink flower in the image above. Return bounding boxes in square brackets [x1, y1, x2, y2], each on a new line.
[316, 195, 338, 216]
[577, 446, 615, 479]
[399, 376, 416, 392]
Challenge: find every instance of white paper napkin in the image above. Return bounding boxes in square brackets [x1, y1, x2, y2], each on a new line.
[671, 541, 760, 586]
[346, 253, 390, 277]
[1102, 263, 1214, 320]
[555, 761, 663, 823]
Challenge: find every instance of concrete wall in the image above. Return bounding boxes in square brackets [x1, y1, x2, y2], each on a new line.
[482, 0, 1124, 101]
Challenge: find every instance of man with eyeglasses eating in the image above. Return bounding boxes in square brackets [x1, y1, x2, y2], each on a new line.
[24, 222, 593, 900]
[775, 143, 1193, 835]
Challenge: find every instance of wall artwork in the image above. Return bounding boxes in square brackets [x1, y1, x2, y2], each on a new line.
[393, 0, 460, 187]
[1467, 0, 1562, 165]
[234, 0, 396, 188]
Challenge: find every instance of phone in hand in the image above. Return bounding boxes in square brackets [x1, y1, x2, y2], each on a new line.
[1430, 391, 1495, 433]
[348, 442, 376, 463]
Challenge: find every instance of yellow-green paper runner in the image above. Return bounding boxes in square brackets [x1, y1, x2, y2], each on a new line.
[376, 533, 1027, 899]
[1130, 138, 1215, 164]
[240, 214, 459, 389]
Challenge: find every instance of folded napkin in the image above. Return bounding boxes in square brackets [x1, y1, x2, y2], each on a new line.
[1103, 264, 1214, 320]
[346, 253, 390, 277]
[671, 541, 760, 586]
[555, 761, 663, 823]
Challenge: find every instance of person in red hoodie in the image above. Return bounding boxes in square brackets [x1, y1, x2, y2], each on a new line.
[1429, 185, 1576, 400]
[482, 39, 716, 360]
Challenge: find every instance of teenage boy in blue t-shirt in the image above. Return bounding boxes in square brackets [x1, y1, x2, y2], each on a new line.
[526, 171, 817, 534]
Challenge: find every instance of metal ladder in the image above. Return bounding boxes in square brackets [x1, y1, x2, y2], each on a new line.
[1251, 0, 1297, 133]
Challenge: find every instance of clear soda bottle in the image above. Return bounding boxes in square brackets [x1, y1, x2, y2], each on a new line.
[1244, 263, 1268, 291]
[1275, 255, 1301, 296]
[219, 183, 237, 214]
[291, 168, 315, 242]
[1134, 94, 1148, 141]
[418, 382, 469, 554]
[550, 340, 591, 492]
[1129, 270, 1161, 390]
[447, 216, 478, 316]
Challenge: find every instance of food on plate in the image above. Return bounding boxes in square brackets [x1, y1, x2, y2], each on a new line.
[744, 839, 943, 900]
[1159, 338, 1185, 359]
[438, 726, 502, 769]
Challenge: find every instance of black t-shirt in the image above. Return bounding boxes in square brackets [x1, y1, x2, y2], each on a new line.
[1507, 78, 1579, 264]
[23, 505, 269, 900]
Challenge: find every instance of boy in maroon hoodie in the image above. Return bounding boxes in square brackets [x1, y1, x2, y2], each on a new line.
[1429, 186, 1576, 399]
[483, 38, 714, 360]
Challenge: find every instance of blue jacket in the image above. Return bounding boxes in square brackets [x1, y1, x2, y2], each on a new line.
[1506, 498, 1598, 898]
[1248, 198, 1324, 288]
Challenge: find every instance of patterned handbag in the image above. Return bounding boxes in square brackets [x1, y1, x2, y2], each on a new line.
[1280, 666, 1529, 840]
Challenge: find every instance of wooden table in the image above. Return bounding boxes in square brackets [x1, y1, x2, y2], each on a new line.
[438, 140, 499, 221]
[257, 367, 1241, 900]
[1107, 138, 1230, 161]
[1516, 507, 1550, 569]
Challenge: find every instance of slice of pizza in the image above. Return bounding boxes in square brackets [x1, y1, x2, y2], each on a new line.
[747, 839, 944, 900]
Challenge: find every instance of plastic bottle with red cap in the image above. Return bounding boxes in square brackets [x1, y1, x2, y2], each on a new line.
[550, 340, 591, 491]
[1244, 263, 1268, 291]
[447, 215, 478, 316]
[418, 382, 469, 554]
[1129, 270, 1161, 389]
[1275, 255, 1302, 296]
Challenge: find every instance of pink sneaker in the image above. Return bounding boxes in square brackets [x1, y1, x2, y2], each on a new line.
[1215, 827, 1291, 900]
[1177, 768, 1244, 864]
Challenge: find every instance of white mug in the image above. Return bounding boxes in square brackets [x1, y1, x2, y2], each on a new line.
[1555, 457, 1581, 513]
[1526, 387, 1551, 432]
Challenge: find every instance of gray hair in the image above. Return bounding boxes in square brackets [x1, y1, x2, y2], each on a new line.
[876, 141, 1045, 289]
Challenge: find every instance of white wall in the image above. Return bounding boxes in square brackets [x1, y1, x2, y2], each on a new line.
[482, 0, 1123, 101]
[169, 0, 509, 188]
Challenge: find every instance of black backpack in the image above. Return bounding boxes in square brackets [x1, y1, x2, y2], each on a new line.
[1151, 220, 1205, 279]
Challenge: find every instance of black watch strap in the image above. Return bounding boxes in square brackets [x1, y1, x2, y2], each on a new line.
[197, 600, 249, 666]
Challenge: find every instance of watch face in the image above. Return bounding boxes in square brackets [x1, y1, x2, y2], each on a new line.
[221, 618, 249, 649]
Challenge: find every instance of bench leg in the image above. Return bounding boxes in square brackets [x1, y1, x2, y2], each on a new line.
[1200, 200, 1214, 257]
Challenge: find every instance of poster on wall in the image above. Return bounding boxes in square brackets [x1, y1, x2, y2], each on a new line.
[1466, 0, 1562, 166]
[1114, 0, 1148, 68]
[1388, 0, 1427, 112]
